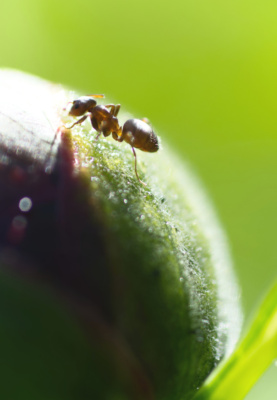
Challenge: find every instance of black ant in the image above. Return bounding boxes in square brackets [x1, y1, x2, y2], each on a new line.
[65, 95, 159, 185]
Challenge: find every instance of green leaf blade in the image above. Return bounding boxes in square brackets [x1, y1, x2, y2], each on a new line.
[194, 280, 277, 400]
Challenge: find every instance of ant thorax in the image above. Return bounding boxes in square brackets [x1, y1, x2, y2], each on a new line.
[66, 95, 158, 184]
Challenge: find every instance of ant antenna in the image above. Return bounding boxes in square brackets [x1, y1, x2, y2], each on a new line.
[63, 101, 73, 111]
[86, 94, 105, 98]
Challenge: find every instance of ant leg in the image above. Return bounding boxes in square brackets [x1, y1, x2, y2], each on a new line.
[106, 104, 121, 117]
[113, 104, 121, 117]
[131, 147, 146, 186]
[105, 104, 115, 114]
[66, 114, 89, 129]
[95, 132, 101, 140]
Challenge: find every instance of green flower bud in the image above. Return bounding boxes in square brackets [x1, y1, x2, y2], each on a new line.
[0, 70, 242, 400]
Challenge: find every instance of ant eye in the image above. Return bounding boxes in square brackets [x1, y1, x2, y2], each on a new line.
[74, 103, 80, 109]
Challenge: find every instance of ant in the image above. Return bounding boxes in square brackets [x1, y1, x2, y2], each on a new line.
[65, 95, 159, 185]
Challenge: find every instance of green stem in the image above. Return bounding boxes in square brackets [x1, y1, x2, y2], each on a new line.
[193, 281, 277, 400]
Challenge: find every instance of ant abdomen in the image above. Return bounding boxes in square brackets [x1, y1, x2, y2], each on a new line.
[122, 119, 159, 153]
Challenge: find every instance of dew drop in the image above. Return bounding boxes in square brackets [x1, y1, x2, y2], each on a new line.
[8, 215, 28, 244]
[18, 197, 32, 212]
[12, 215, 28, 230]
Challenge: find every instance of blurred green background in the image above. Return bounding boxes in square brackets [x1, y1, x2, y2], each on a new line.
[0, 0, 276, 398]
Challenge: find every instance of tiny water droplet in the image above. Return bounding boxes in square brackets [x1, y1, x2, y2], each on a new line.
[123, 199, 128, 204]
[18, 197, 32, 212]
[12, 215, 28, 230]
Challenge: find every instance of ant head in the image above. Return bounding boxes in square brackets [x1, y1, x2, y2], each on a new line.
[68, 96, 97, 116]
